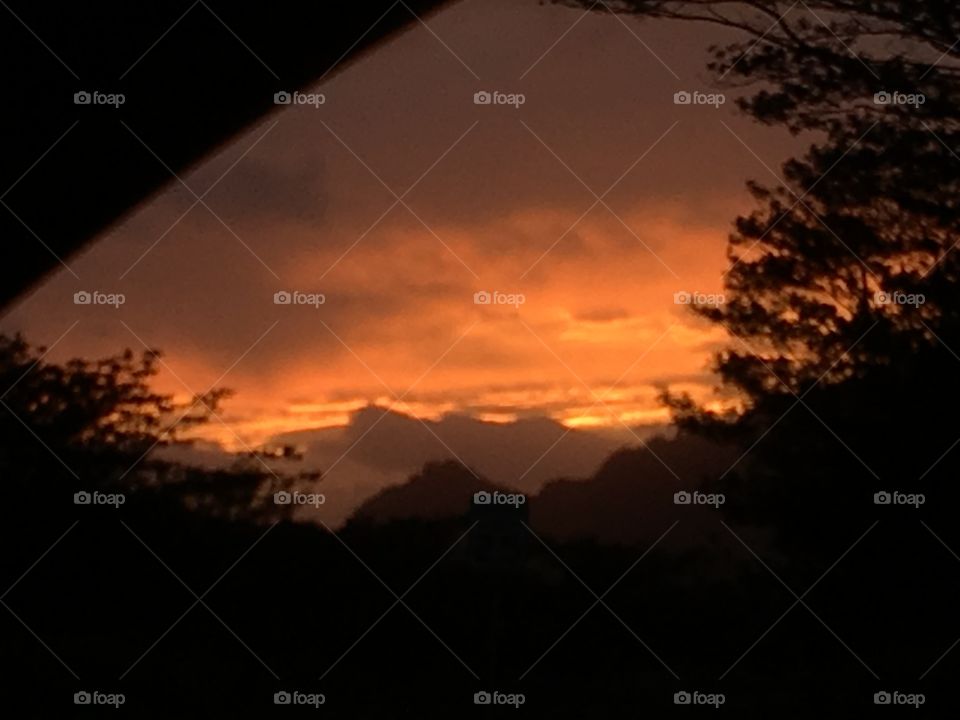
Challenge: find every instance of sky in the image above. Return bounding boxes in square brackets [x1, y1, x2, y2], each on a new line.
[1, 0, 802, 453]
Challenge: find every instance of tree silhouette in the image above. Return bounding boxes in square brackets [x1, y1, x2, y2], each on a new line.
[559, 0, 960, 561]
[0, 333, 291, 522]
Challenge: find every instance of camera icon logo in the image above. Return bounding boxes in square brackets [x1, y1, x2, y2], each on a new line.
[274, 291, 292, 305]
[274, 91, 292, 105]
[673, 491, 691, 505]
[874, 491, 892, 505]
[674, 691, 692, 705]
[473, 491, 491, 505]
[873, 691, 891, 705]
[474, 91, 492, 105]
[673, 91, 692, 105]
[74, 691, 92, 705]
[74, 91, 92, 105]
[74, 291, 92, 305]
[474, 291, 492, 305]
[474, 691, 492, 705]
[74, 491, 92, 505]
[673, 291, 692, 305]
[874, 91, 892, 105]
[274, 690, 292, 705]
[274, 491, 292, 505]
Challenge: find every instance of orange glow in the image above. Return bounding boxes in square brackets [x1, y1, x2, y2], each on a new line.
[0, 0, 798, 456]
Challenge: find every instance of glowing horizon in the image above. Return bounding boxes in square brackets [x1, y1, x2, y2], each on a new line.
[0, 0, 796, 457]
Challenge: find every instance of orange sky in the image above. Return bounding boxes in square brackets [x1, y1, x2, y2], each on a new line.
[1, 0, 802, 450]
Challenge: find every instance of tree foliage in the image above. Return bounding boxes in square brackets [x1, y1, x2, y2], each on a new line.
[558, 0, 960, 560]
[0, 334, 293, 521]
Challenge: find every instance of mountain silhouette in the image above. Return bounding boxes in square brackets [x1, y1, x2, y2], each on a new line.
[349, 431, 738, 553]
[532, 433, 737, 547]
[269, 404, 657, 495]
[350, 460, 501, 524]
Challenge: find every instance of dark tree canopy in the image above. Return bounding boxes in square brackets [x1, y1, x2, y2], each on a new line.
[557, 0, 960, 397]
[0, 334, 297, 522]
[558, 0, 960, 561]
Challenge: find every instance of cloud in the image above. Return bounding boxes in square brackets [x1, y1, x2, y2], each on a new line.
[0, 0, 804, 452]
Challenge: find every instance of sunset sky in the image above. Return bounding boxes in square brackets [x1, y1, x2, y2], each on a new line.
[1, 0, 802, 450]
